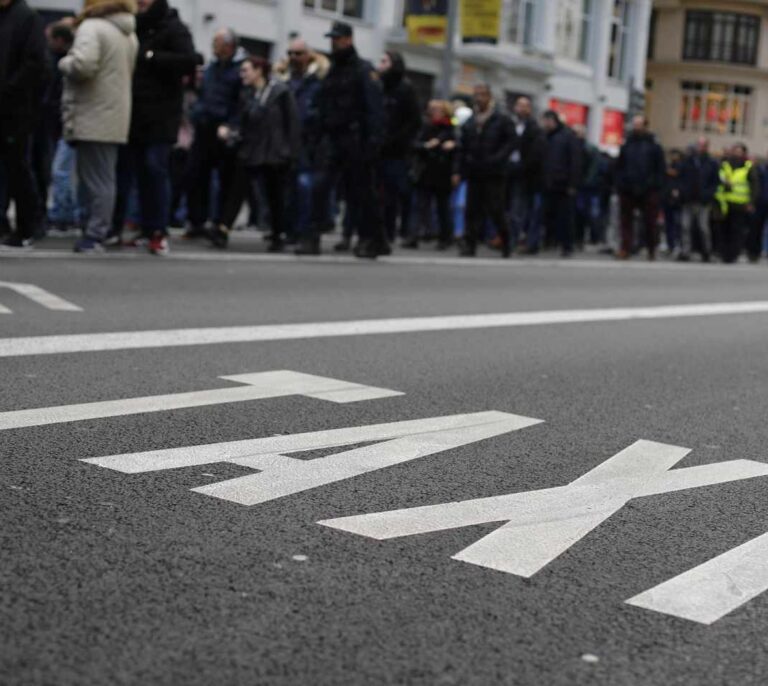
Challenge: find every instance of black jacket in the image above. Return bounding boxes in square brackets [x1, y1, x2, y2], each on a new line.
[380, 56, 421, 160]
[459, 108, 515, 179]
[236, 80, 300, 168]
[679, 153, 720, 204]
[508, 118, 542, 181]
[130, 0, 198, 144]
[191, 50, 244, 130]
[317, 46, 384, 153]
[412, 118, 456, 191]
[542, 123, 582, 193]
[0, 0, 48, 140]
[615, 131, 666, 196]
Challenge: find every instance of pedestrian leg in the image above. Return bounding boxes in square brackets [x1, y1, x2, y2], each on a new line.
[486, 178, 511, 257]
[2, 134, 40, 241]
[77, 142, 118, 244]
[618, 194, 636, 257]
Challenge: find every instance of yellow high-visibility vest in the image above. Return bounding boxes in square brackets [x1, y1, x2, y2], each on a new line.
[719, 161, 753, 207]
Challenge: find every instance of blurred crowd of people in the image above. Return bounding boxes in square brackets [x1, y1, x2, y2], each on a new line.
[2, 0, 768, 264]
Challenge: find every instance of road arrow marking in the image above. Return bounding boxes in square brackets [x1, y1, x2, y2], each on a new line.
[0, 280, 82, 312]
[0, 371, 403, 431]
[82, 412, 543, 506]
[320, 441, 768, 578]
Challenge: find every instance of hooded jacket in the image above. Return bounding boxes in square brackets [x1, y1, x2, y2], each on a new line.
[0, 0, 48, 140]
[130, 0, 198, 144]
[379, 52, 421, 160]
[59, 0, 139, 144]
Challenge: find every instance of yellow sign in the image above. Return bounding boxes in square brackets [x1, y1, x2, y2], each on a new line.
[405, 0, 449, 45]
[460, 0, 501, 44]
[407, 15, 449, 45]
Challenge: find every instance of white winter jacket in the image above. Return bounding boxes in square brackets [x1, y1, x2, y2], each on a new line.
[60, 8, 138, 144]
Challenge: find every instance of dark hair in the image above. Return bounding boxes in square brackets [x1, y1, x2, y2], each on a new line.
[733, 142, 748, 154]
[243, 55, 271, 79]
[50, 23, 74, 44]
[542, 109, 560, 122]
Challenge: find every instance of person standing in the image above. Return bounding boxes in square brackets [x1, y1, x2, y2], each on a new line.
[214, 57, 299, 251]
[378, 51, 421, 244]
[184, 29, 243, 239]
[614, 115, 665, 260]
[45, 21, 80, 234]
[541, 110, 581, 258]
[0, 0, 48, 249]
[111, 0, 197, 255]
[662, 149, 684, 255]
[508, 95, 543, 254]
[407, 99, 457, 250]
[716, 143, 760, 264]
[283, 39, 328, 256]
[60, 0, 138, 253]
[454, 83, 514, 258]
[678, 136, 719, 262]
[573, 123, 602, 249]
[312, 21, 388, 260]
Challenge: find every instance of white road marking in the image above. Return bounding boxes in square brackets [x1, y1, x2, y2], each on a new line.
[0, 371, 402, 430]
[626, 532, 768, 624]
[2, 301, 768, 358]
[320, 441, 768, 577]
[0, 303, 11, 314]
[0, 280, 82, 311]
[82, 411, 543, 506]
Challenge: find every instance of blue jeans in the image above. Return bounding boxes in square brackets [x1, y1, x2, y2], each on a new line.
[576, 190, 603, 244]
[115, 142, 171, 236]
[288, 170, 313, 239]
[509, 181, 543, 249]
[49, 139, 81, 225]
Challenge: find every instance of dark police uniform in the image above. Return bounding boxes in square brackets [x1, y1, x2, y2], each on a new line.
[311, 24, 388, 258]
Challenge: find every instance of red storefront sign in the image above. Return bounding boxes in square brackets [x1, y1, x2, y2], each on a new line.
[601, 109, 625, 147]
[549, 99, 589, 127]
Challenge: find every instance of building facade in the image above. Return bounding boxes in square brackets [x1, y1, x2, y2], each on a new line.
[647, 0, 768, 154]
[30, 0, 652, 150]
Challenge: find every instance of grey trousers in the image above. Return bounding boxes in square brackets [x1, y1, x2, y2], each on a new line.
[77, 141, 118, 242]
[681, 202, 712, 256]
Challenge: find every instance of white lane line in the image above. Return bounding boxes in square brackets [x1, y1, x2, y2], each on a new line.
[0, 371, 403, 431]
[627, 532, 768, 624]
[0, 280, 82, 311]
[0, 249, 763, 272]
[0, 303, 11, 314]
[1, 301, 767, 358]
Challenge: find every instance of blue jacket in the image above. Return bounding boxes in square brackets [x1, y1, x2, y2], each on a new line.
[679, 153, 720, 204]
[191, 49, 244, 129]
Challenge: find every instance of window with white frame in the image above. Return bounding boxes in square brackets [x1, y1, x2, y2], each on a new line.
[303, 0, 366, 20]
[679, 81, 753, 136]
[555, 0, 593, 61]
[607, 0, 630, 80]
[506, 0, 535, 46]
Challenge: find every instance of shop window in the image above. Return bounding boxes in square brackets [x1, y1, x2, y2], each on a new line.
[683, 11, 759, 66]
[679, 81, 752, 136]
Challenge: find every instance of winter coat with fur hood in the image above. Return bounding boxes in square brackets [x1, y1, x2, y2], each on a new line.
[59, 0, 139, 144]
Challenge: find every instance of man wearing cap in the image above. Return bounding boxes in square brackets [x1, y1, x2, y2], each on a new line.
[310, 20, 388, 259]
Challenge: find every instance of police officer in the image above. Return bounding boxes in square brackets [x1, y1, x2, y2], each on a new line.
[304, 20, 388, 259]
[715, 143, 760, 263]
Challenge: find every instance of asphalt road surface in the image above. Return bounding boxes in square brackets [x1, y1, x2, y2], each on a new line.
[3, 239, 768, 685]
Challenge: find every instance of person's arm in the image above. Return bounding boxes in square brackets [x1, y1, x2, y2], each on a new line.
[485, 116, 515, 166]
[568, 133, 583, 193]
[59, 22, 101, 82]
[143, 22, 198, 77]
[2, 13, 48, 101]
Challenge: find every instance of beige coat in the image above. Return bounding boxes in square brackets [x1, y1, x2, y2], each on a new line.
[60, 6, 138, 144]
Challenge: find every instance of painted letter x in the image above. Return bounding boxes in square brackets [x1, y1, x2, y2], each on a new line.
[321, 440, 768, 578]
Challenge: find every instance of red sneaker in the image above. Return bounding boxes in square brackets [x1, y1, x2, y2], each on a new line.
[148, 235, 169, 256]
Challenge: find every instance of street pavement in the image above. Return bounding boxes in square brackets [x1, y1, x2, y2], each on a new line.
[2, 234, 768, 685]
